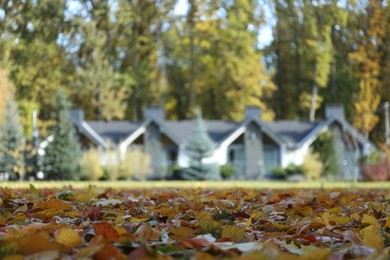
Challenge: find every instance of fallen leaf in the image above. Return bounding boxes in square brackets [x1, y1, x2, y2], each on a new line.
[362, 214, 380, 227]
[221, 225, 245, 242]
[18, 233, 59, 255]
[360, 225, 384, 250]
[170, 226, 195, 240]
[93, 222, 121, 242]
[55, 228, 83, 248]
[29, 184, 40, 199]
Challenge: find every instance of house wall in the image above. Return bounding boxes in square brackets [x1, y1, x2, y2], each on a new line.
[281, 144, 310, 168]
[329, 122, 361, 180]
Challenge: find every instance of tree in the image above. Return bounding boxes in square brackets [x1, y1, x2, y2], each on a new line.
[0, 93, 25, 180]
[178, 109, 220, 180]
[41, 89, 82, 180]
[73, 21, 127, 120]
[350, 0, 387, 138]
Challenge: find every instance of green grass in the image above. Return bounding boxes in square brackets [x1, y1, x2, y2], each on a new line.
[1, 180, 390, 190]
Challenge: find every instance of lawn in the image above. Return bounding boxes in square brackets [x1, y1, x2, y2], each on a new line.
[2, 180, 390, 189]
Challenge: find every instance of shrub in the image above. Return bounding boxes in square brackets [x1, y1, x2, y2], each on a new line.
[272, 164, 303, 179]
[120, 149, 151, 180]
[220, 164, 237, 179]
[311, 132, 338, 177]
[80, 149, 104, 180]
[302, 149, 323, 181]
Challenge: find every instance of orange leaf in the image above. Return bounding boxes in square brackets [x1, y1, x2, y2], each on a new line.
[18, 233, 59, 255]
[178, 238, 213, 249]
[135, 224, 161, 243]
[93, 245, 127, 260]
[33, 198, 73, 211]
[170, 227, 195, 240]
[93, 222, 121, 242]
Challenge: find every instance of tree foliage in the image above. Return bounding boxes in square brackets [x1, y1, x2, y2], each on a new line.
[0, 0, 389, 144]
[178, 109, 220, 180]
[41, 90, 82, 180]
[0, 93, 25, 180]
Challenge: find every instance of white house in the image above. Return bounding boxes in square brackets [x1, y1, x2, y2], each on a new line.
[69, 104, 376, 180]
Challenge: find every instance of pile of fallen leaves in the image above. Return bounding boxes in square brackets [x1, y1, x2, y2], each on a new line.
[0, 185, 389, 259]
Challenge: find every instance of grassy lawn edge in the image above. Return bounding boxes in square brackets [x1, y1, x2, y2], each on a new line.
[1, 180, 390, 189]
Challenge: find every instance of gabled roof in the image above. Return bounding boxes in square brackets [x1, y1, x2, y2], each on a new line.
[164, 120, 240, 144]
[86, 121, 141, 146]
[265, 120, 321, 147]
[73, 111, 375, 151]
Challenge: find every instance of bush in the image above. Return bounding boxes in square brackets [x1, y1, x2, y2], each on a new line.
[220, 164, 237, 179]
[362, 161, 390, 181]
[302, 149, 323, 181]
[272, 164, 303, 179]
[120, 149, 151, 180]
[80, 149, 104, 181]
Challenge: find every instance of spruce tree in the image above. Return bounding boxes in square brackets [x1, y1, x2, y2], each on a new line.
[0, 94, 25, 180]
[179, 109, 220, 180]
[41, 89, 82, 180]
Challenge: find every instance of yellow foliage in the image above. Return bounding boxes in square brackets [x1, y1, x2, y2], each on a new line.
[80, 148, 104, 180]
[302, 149, 323, 181]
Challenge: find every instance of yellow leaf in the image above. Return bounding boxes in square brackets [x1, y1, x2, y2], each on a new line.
[55, 228, 82, 248]
[29, 184, 40, 199]
[75, 192, 89, 201]
[34, 208, 64, 218]
[327, 216, 350, 225]
[197, 211, 213, 221]
[64, 210, 83, 218]
[114, 226, 128, 236]
[170, 227, 195, 240]
[130, 217, 150, 223]
[7, 213, 28, 225]
[360, 225, 384, 250]
[77, 245, 103, 258]
[221, 225, 245, 242]
[362, 214, 380, 227]
[0, 215, 6, 225]
[385, 217, 390, 228]
[350, 212, 360, 219]
[293, 206, 313, 216]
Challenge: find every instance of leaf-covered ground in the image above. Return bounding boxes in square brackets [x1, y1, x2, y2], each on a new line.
[0, 186, 389, 259]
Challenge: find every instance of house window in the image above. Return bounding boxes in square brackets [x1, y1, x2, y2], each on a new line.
[227, 144, 245, 178]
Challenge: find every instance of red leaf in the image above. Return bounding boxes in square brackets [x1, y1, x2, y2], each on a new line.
[232, 211, 250, 219]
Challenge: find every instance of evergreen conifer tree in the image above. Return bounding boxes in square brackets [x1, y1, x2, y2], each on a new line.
[178, 109, 220, 180]
[0, 94, 25, 180]
[41, 89, 82, 180]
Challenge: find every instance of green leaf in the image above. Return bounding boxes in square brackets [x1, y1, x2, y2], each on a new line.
[29, 184, 40, 199]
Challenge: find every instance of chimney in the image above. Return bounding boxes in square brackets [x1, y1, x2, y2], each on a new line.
[245, 106, 262, 121]
[144, 106, 165, 122]
[69, 109, 85, 126]
[325, 104, 345, 121]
